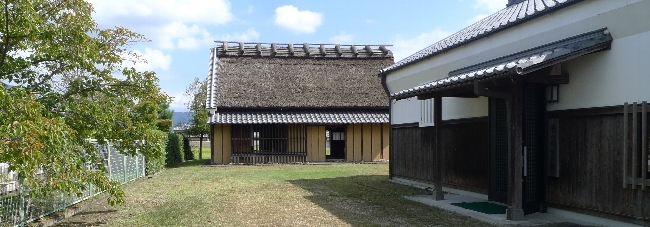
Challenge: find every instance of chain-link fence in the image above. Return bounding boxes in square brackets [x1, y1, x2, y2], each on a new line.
[0, 142, 146, 227]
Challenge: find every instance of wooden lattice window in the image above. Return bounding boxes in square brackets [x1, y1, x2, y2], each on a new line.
[231, 124, 307, 155]
[623, 101, 649, 190]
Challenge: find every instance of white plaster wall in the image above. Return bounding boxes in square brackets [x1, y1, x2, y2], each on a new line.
[442, 97, 488, 120]
[548, 30, 650, 111]
[385, 0, 649, 121]
[391, 98, 420, 124]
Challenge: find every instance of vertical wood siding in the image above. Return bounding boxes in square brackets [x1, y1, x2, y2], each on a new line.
[391, 126, 435, 182]
[547, 111, 649, 220]
[441, 119, 490, 193]
[213, 124, 223, 164]
[390, 118, 489, 193]
[346, 124, 354, 161]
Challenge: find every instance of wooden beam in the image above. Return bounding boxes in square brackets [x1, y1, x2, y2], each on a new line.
[255, 43, 262, 56]
[474, 80, 510, 100]
[379, 46, 389, 56]
[434, 97, 444, 200]
[622, 102, 629, 188]
[506, 80, 524, 221]
[271, 43, 277, 56]
[303, 43, 310, 56]
[222, 41, 229, 54]
[335, 44, 342, 57]
[350, 45, 358, 56]
[641, 101, 648, 190]
[365, 45, 374, 56]
[320, 44, 326, 56]
[633, 102, 638, 189]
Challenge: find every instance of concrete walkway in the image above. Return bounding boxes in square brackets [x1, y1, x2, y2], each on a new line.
[405, 194, 642, 227]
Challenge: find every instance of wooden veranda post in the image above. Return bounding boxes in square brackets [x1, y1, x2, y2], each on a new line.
[434, 97, 444, 200]
[506, 80, 524, 221]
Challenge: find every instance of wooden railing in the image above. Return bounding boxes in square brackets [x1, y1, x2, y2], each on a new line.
[623, 101, 649, 190]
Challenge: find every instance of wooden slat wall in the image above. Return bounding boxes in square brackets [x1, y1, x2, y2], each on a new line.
[222, 124, 232, 164]
[213, 124, 223, 164]
[371, 124, 382, 161]
[346, 124, 354, 161]
[441, 119, 490, 193]
[306, 126, 326, 162]
[390, 118, 489, 193]
[391, 126, 435, 182]
[382, 123, 390, 160]
[362, 124, 372, 162]
[318, 126, 326, 161]
[353, 124, 362, 162]
[547, 109, 649, 221]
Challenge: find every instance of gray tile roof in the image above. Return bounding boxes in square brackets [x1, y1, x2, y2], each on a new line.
[210, 110, 389, 124]
[205, 47, 219, 110]
[380, 0, 583, 75]
[391, 28, 612, 100]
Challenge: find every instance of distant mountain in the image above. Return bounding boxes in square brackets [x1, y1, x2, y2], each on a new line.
[172, 112, 192, 126]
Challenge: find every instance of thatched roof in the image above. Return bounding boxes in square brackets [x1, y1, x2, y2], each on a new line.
[206, 42, 394, 109]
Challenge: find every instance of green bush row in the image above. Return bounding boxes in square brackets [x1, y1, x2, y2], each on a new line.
[145, 131, 167, 175]
[183, 136, 193, 161]
[165, 133, 184, 166]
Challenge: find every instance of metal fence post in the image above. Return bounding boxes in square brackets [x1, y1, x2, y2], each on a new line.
[19, 178, 25, 227]
[123, 154, 127, 183]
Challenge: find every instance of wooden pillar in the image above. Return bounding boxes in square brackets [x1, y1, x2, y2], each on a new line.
[506, 80, 524, 220]
[434, 97, 444, 200]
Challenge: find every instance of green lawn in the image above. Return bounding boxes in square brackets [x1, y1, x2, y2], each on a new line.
[55, 163, 493, 227]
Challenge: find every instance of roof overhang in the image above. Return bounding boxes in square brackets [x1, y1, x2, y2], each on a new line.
[209, 110, 389, 124]
[390, 28, 613, 100]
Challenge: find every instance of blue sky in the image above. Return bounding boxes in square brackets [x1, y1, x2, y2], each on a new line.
[88, 0, 507, 111]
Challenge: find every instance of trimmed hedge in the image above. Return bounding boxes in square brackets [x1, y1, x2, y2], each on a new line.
[146, 131, 167, 175]
[165, 133, 183, 166]
[183, 136, 193, 160]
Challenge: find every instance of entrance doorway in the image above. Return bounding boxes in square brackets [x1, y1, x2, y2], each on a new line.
[327, 127, 346, 159]
[488, 85, 546, 215]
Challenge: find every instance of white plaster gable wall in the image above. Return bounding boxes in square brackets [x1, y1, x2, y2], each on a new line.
[386, 0, 648, 124]
[391, 98, 420, 125]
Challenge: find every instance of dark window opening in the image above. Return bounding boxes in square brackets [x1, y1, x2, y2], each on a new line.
[231, 124, 307, 155]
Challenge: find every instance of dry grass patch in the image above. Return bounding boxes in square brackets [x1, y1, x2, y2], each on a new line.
[55, 163, 494, 227]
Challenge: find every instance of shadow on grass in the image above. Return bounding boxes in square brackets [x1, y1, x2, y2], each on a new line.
[288, 175, 494, 227]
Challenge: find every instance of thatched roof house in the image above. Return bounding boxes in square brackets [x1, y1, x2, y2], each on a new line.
[206, 42, 394, 164]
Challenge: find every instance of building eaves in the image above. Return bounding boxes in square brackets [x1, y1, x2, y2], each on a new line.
[390, 28, 613, 100]
[210, 110, 389, 124]
[380, 0, 583, 76]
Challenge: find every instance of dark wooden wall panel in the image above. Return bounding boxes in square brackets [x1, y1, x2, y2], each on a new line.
[547, 113, 649, 220]
[441, 120, 490, 193]
[391, 126, 434, 183]
[391, 118, 489, 193]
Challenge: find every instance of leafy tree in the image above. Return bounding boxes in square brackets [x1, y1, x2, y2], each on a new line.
[184, 78, 209, 159]
[156, 102, 174, 132]
[0, 0, 167, 204]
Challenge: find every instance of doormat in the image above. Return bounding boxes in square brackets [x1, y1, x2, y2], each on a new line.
[450, 202, 507, 214]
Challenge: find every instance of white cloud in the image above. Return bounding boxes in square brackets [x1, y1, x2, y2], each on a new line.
[154, 23, 259, 50]
[329, 31, 354, 44]
[89, 0, 235, 50]
[392, 29, 453, 62]
[90, 0, 233, 26]
[366, 19, 376, 24]
[473, 0, 507, 12]
[131, 48, 172, 72]
[168, 92, 190, 112]
[215, 28, 260, 42]
[274, 5, 323, 34]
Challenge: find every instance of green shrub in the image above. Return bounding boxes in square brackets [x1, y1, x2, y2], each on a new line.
[183, 136, 193, 160]
[177, 134, 185, 162]
[165, 133, 183, 166]
[145, 131, 167, 175]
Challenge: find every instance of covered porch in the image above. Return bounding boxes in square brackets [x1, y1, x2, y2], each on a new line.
[389, 28, 613, 220]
